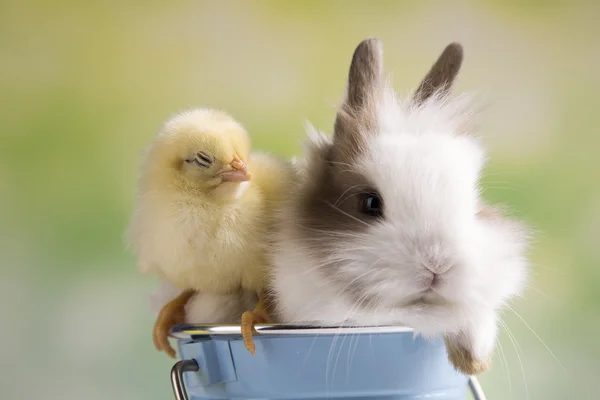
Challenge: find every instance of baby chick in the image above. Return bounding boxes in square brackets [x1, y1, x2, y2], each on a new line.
[126, 108, 295, 357]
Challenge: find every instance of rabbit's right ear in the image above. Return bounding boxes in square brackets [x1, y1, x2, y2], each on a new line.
[331, 38, 383, 161]
[344, 38, 383, 112]
[412, 43, 463, 105]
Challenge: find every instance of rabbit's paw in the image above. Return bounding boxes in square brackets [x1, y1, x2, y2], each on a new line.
[445, 336, 491, 375]
[444, 312, 497, 375]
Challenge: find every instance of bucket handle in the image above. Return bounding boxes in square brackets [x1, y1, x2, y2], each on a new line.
[170, 359, 199, 400]
[468, 375, 487, 400]
[170, 359, 487, 400]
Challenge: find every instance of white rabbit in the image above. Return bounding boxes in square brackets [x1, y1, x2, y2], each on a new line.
[270, 38, 530, 375]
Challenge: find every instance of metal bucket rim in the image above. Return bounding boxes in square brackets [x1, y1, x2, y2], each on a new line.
[170, 323, 414, 339]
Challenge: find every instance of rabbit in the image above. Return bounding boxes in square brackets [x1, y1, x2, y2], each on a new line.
[269, 38, 530, 376]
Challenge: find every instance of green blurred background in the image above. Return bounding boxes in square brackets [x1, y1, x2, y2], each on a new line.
[1, 0, 598, 399]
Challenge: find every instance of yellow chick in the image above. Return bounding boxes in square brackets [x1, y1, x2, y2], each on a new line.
[125, 108, 294, 357]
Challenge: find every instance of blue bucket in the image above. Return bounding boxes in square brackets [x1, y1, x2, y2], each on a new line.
[169, 324, 486, 400]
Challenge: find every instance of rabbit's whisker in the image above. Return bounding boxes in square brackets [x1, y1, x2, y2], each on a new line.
[505, 304, 566, 374]
[496, 340, 513, 397]
[325, 201, 370, 227]
[500, 318, 528, 400]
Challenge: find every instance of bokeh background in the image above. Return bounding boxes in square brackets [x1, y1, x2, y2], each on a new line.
[1, 1, 598, 399]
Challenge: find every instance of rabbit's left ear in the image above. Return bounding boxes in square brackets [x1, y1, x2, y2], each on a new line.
[413, 43, 463, 104]
[332, 38, 383, 162]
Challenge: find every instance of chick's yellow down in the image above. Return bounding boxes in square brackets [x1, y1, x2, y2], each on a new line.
[126, 108, 294, 357]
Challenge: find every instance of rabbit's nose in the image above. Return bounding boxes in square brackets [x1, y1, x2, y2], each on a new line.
[421, 254, 454, 275]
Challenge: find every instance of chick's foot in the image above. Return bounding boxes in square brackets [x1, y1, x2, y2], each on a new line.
[152, 289, 195, 358]
[241, 308, 270, 356]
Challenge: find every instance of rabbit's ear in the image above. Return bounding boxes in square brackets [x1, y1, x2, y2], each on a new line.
[332, 38, 383, 161]
[413, 43, 463, 104]
[344, 38, 383, 111]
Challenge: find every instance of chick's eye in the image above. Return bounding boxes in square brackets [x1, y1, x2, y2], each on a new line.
[358, 192, 383, 217]
[186, 151, 213, 168]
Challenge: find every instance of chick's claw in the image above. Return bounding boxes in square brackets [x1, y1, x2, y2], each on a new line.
[241, 309, 269, 356]
[152, 289, 195, 359]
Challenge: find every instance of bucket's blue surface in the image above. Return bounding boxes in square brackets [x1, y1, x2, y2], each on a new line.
[173, 325, 469, 400]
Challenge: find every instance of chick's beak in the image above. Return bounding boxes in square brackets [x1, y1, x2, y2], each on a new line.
[217, 155, 252, 182]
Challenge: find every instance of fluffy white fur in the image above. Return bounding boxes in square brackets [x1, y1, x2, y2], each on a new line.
[149, 280, 182, 314]
[150, 280, 258, 323]
[272, 90, 529, 365]
[184, 289, 259, 323]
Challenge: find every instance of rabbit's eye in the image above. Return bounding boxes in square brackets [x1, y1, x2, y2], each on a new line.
[358, 192, 383, 218]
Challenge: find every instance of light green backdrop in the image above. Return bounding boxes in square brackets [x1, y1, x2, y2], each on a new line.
[1, 1, 598, 399]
